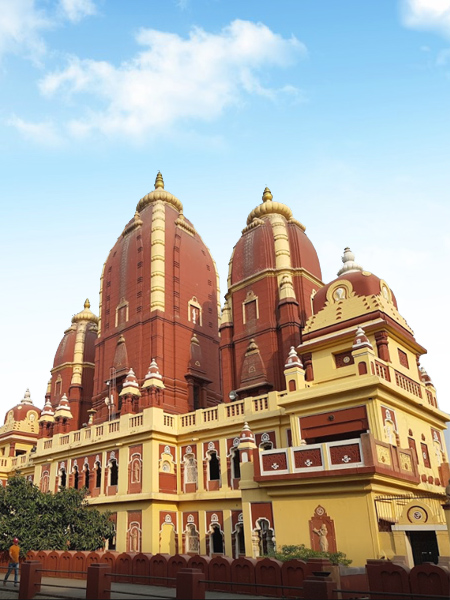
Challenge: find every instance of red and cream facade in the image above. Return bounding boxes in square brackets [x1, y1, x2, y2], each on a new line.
[0, 174, 448, 567]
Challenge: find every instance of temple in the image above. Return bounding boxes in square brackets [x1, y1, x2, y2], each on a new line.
[0, 173, 448, 567]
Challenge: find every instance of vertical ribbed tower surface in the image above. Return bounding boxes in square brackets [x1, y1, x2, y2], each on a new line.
[92, 173, 222, 420]
[220, 186, 323, 399]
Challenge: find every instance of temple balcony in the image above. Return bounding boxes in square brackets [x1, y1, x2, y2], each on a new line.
[35, 391, 281, 455]
[253, 432, 425, 486]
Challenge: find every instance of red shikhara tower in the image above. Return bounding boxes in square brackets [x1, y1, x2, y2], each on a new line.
[44, 300, 98, 432]
[41, 176, 324, 430]
[42, 173, 222, 432]
[219, 187, 323, 400]
[92, 172, 222, 420]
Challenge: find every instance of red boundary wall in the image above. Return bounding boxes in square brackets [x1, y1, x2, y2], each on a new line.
[4, 552, 449, 598]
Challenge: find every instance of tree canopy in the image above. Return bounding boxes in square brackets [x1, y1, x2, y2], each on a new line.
[0, 475, 115, 556]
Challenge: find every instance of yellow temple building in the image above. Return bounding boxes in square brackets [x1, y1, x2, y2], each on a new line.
[0, 173, 448, 568]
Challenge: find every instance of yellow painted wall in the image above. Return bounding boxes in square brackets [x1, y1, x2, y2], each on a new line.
[270, 493, 378, 567]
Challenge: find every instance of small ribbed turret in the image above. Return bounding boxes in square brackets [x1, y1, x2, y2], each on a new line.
[54, 393, 72, 420]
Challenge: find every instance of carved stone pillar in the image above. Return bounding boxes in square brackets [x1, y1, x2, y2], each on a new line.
[375, 331, 390, 362]
[302, 353, 314, 382]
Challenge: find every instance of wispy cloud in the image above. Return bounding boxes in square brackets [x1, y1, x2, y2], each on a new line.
[6, 114, 62, 146]
[0, 0, 97, 62]
[0, 0, 50, 62]
[401, 0, 450, 38]
[37, 20, 306, 139]
[59, 0, 97, 23]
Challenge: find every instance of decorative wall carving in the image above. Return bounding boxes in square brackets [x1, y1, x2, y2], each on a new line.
[293, 448, 322, 469]
[329, 443, 361, 465]
[261, 451, 288, 472]
[308, 506, 337, 554]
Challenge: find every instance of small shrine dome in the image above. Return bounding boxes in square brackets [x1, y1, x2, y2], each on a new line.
[312, 247, 398, 313]
[4, 389, 41, 425]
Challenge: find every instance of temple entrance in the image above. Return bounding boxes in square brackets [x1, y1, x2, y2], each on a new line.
[408, 530, 439, 565]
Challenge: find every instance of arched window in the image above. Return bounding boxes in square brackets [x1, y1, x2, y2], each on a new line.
[208, 451, 220, 481]
[234, 523, 245, 558]
[184, 454, 197, 485]
[256, 518, 275, 556]
[108, 523, 116, 551]
[109, 459, 118, 486]
[210, 524, 224, 554]
[59, 467, 66, 489]
[231, 448, 241, 480]
[95, 461, 102, 488]
[73, 466, 79, 490]
[185, 523, 200, 554]
[84, 465, 90, 489]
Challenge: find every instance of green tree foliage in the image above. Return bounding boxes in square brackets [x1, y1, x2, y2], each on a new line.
[267, 544, 352, 566]
[0, 475, 115, 557]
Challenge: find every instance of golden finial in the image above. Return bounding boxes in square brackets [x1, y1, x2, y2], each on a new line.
[155, 171, 164, 189]
[262, 187, 273, 202]
[84, 299, 90, 309]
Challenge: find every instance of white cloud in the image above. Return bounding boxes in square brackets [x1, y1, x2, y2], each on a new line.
[59, 0, 97, 23]
[38, 20, 306, 138]
[6, 115, 62, 146]
[0, 0, 97, 62]
[0, 0, 50, 62]
[401, 0, 450, 37]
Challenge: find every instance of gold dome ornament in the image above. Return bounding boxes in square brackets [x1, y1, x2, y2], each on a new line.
[71, 299, 99, 324]
[246, 186, 305, 229]
[262, 187, 273, 202]
[155, 171, 164, 189]
[136, 171, 183, 214]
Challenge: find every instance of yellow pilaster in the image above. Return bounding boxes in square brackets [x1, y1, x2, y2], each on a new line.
[116, 509, 128, 553]
[270, 213, 296, 300]
[150, 200, 166, 312]
[70, 323, 86, 386]
[117, 446, 127, 496]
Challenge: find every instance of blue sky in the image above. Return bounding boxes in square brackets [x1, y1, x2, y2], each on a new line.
[1, 0, 449, 435]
